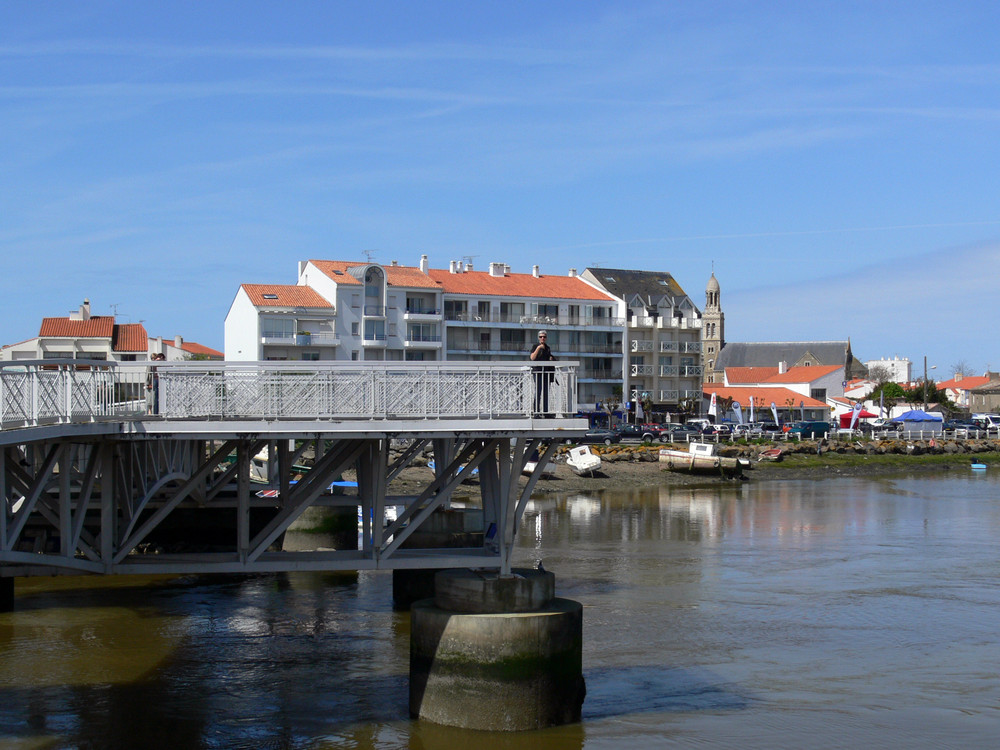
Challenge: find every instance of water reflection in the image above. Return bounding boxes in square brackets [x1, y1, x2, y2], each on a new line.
[2, 475, 1000, 748]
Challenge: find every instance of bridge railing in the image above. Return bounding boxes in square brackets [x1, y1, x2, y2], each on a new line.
[0, 360, 580, 428]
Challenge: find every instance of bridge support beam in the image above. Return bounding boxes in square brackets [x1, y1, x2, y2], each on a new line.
[409, 568, 585, 731]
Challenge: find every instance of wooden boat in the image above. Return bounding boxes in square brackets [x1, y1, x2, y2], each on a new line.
[758, 448, 783, 462]
[566, 445, 601, 476]
[659, 442, 746, 476]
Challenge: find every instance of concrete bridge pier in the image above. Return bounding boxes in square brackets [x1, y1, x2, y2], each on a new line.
[409, 567, 585, 731]
[1, 578, 12, 612]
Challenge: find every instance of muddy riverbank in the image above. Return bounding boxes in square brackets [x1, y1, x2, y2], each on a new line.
[377, 440, 1000, 499]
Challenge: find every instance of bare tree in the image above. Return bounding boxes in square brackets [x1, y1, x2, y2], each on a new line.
[950, 360, 976, 378]
[866, 363, 894, 385]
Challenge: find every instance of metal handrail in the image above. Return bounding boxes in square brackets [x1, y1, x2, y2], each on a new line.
[0, 359, 581, 428]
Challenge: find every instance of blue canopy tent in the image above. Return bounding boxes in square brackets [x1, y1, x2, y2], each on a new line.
[891, 409, 944, 434]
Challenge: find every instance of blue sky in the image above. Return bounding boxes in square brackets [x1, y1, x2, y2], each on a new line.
[3, 1, 999, 376]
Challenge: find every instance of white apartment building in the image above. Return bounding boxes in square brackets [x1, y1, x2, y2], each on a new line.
[579, 268, 704, 415]
[224, 257, 624, 410]
[865, 357, 912, 383]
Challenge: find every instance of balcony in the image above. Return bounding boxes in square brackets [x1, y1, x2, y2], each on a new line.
[261, 333, 340, 347]
[682, 389, 702, 399]
[630, 316, 702, 330]
[630, 364, 654, 377]
[682, 365, 703, 377]
[630, 340, 654, 353]
[444, 312, 625, 327]
[579, 368, 619, 381]
[682, 342, 703, 353]
[660, 341, 679, 353]
[659, 365, 679, 377]
[362, 334, 387, 348]
[403, 334, 443, 349]
[403, 308, 441, 321]
[658, 390, 679, 402]
[364, 304, 385, 318]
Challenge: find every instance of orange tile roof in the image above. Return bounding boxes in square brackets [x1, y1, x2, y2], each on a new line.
[176, 341, 223, 358]
[937, 375, 991, 391]
[39, 316, 115, 338]
[309, 260, 441, 289]
[427, 269, 615, 300]
[242, 284, 333, 308]
[726, 367, 779, 384]
[112, 323, 149, 352]
[703, 385, 830, 409]
[763, 364, 841, 383]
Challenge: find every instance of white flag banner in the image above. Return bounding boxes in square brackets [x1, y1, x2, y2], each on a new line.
[770, 401, 779, 425]
[636, 400, 645, 421]
[708, 392, 718, 417]
[799, 400, 805, 421]
[849, 402, 863, 429]
[749, 395, 755, 423]
[733, 401, 744, 425]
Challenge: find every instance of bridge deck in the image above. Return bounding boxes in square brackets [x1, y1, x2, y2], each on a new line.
[1, 361, 588, 580]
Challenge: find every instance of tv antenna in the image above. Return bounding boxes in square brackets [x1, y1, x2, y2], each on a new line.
[461, 254, 479, 267]
[362, 249, 378, 263]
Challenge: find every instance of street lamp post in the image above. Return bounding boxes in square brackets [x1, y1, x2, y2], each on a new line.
[923, 356, 937, 412]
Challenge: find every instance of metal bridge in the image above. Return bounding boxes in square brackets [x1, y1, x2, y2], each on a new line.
[0, 360, 586, 582]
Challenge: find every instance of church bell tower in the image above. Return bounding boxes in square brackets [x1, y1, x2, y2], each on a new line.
[702, 272, 725, 384]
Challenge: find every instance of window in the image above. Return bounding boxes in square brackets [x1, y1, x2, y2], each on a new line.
[261, 317, 295, 338]
[351, 351, 359, 360]
[262, 293, 278, 300]
[364, 320, 386, 340]
[301, 351, 319, 361]
[477, 301, 490, 319]
[351, 322, 359, 336]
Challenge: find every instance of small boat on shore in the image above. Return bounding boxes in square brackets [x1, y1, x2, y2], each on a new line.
[524, 450, 556, 478]
[659, 442, 747, 477]
[971, 462, 987, 471]
[758, 448, 783, 462]
[566, 445, 601, 477]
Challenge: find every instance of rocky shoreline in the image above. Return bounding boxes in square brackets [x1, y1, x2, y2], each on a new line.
[379, 438, 1000, 499]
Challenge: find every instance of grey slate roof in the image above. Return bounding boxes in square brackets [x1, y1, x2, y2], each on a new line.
[582, 268, 696, 309]
[714, 341, 860, 374]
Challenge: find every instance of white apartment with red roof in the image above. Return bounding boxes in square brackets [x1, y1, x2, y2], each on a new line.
[224, 256, 624, 409]
[1, 299, 222, 362]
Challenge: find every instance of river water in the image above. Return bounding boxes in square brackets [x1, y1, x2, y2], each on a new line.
[2, 474, 999, 749]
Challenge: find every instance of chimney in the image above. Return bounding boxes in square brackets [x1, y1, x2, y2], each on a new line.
[955, 372, 963, 382]
[568, 268, 577, 277]
[420, 254, 429, 273]
[174, 335, 183, 348]
[464, 262, 473, 272]
[390, 259, 398, 266]
[450, 260, 458, 274]
[778, 361, 787, 374]
[504, 264, 511, 274]
[532, 265, 540, 278]
[489, 262, 504, 277]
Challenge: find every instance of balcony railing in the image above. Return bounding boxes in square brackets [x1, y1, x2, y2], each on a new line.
[261, 333, 340, 347]
[630, 340, 654, 352]
[579, 368, 619, 380]
[658, 389, 679, 402]
[630, 364, 654, 377]
[682, 365, 704, 377]
[682, 342, 703, 353]
[660, 341, 678, 352]
[659, 365, 679, 377]
[364, 305, 385, 317]
[0, 360, 582, 426]
[444, 312, 625, 327]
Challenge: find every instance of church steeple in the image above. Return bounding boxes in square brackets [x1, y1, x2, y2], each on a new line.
[702, 271, 725, 383]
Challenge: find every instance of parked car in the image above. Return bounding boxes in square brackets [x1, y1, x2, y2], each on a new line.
[659, 424, 702, 442]
[732, 423, 764, 439]
[577, 428, 622, 445]
[614, 424, 662, 442]
[788, 421, 836, 439]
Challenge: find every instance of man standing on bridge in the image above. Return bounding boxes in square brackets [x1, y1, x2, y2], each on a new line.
[529, 330, 555, 416]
